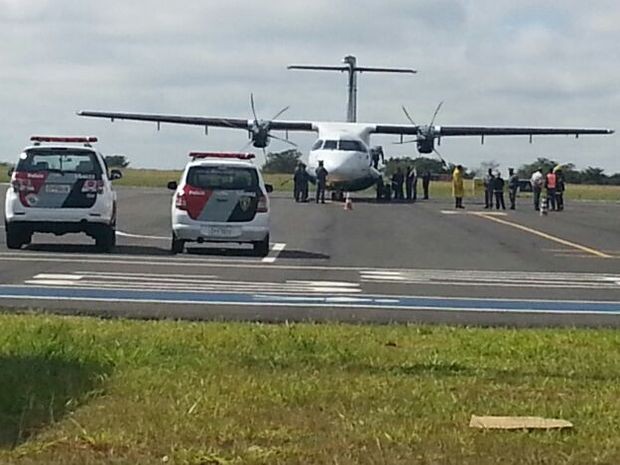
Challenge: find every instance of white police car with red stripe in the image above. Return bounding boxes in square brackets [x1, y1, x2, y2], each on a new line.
[167, 152, 273, 256]
[4, 136, 122, 251]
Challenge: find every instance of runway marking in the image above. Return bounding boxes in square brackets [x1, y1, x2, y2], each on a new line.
[1, 285, 619, 316]
[262, 243, 286, 263]
[360, 269, 620, 290]
[441, 210, 507, 216]
[473, 213, 612, 259]
[116, 231, 170, 241]
[25, 272, 361, 295]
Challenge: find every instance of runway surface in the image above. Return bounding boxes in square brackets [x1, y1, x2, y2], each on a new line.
[1, 186, 619, 326]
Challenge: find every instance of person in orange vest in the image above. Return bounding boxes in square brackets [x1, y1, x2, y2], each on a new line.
[545, 169, 558, 211]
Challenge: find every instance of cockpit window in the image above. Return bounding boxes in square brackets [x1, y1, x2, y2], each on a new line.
[323, 140, 338, 150]
[311, 140, 324, 150]
[339, 140, 366, 152]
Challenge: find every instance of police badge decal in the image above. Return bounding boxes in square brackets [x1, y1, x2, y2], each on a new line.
[239, 196, 251, 212]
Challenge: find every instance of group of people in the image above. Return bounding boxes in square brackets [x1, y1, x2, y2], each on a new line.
[451, 165, 567, 211]
[378, 167, 432, 201]
[293, 161, 328, 204]
[530, 167, 566, 211]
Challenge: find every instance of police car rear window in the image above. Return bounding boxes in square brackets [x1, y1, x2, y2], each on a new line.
[17, 149, 102, 178]
[187, 166, 258, 190]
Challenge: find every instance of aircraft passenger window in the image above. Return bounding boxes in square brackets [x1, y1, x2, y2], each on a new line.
[339, 140, 364, 151]
[311, 140, 324, 150]
[323, 140, 338, 150]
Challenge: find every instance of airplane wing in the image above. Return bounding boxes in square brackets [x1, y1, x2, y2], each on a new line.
[373, 124, 614, 137]
[77, 111, 315, 132]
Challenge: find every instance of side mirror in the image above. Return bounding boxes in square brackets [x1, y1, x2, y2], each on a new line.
[7, 167, 14, 177]
[264, 183, 273, 194]
[167, 181, 178, 191]
[110, 169, 123, 180]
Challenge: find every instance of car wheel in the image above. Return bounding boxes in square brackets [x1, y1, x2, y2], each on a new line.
[5, 223, 24, 250]
[95, 226, 115, 252]
[171, 235, 185, 254]
[253, 234, 270, 257]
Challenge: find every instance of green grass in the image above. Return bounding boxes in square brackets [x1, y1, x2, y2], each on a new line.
[1, 313, 619, 465]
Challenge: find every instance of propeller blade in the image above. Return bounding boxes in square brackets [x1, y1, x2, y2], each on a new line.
[429, 101, 444, 127]
[271, 106, 290, 121]
[433, 147, 448, 168]
[250, 93, 258, 121]
[401, 105, 416, 126]
[269, 133, 298, 147]
[392, 139, 418, 145]
[262, 147, 267, 157]
[238, 139, 254, 152]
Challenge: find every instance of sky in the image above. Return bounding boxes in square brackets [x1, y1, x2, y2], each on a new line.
[0, 0, 618, 173]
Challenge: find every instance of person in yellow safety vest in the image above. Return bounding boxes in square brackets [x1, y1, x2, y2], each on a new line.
[452, 165, 465, 209]
[545, 169, 558, 211]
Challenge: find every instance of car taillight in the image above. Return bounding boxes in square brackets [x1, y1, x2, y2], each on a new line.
[257, 193, 268, 213]
[81, 180, 104, 194]
[11, 176, 34, 193]
[175, 192, 187, 210]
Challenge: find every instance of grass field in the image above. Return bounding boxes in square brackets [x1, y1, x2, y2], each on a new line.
[1, 313, 619, 465]
[1, 166, 619, 201]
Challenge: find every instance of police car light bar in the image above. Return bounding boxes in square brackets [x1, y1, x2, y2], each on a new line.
[189, 152, 255, 160]
[30, 136, 98, 143]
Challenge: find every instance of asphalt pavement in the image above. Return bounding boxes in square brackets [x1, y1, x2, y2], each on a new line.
[1, 186, 619, 326]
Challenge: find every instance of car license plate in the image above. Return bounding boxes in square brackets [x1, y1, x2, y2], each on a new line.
[45, 184, 71, 194]
[203, 226, 240, 238]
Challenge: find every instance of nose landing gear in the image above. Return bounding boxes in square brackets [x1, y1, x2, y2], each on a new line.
[330, 191, 345, 202]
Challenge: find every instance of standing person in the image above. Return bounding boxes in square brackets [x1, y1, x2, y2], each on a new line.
[422, 171, 431, 199]
[452, 165, 465, 209]
[555, 167, 565, 211]
[508, 168, 519, 210]
[412, 166, 418, 201]
[293, 163, 305, 202]
[315, 160, 328, 204]
[493, 171, 506, 210]
[405, 166, 416, 201]
[530, 168, 544, 211]
[545, 168, 557, 211]
[483, 168, 494, 209]
[392, 167, 404, 200]
[300, 163, 309, 202]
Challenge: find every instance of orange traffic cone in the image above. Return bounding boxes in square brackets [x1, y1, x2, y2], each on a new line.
[344, 192, 353, 210]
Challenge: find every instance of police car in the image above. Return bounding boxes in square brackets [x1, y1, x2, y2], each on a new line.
[4, 136, 122, 251]
[167, 152, 273, 256]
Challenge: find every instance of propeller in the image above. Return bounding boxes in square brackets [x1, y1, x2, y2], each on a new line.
[395, 102, 448, 168]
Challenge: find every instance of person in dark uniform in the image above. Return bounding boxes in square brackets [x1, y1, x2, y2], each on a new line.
[493, 171, 506, 210]
[376, 176, 384, 201]
[555, 168, 565, 211]
[370, 146, 384, 169]
[300, 163, 309, 202]
[508, 168, 519, 210]
[293, 162, 305, 202]
[421, 170, 431, 199]
[405, 166, 416, 201]
[392, 167, 404, 200]
[483, 168, 494, 209]
[315, 160, 328, 204]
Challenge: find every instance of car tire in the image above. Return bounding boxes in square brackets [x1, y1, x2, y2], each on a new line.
[253, 234, 270, 257]
[95, 225, 116, 252]
[5, 223, 24, 250]
[171, 235, 185, 254]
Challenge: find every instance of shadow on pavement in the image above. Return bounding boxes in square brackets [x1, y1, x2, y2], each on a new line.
[0, 355, 109, 448]
[278, 249, 330, 260]
[23, 244, 169, 256]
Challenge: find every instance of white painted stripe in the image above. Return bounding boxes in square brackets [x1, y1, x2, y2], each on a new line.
[262, 243, 286, 263]
[33, 273, 83, 280]
[116, 231, 170, 241]
[287, 280, 360, 287]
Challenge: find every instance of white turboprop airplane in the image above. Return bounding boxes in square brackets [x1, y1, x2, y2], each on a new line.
[79, 56, 614, 196]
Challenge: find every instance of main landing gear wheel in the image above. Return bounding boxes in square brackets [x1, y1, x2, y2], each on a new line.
[331, 191, 345, 202]
[253, 234, 270, 257]
[171, 234, 185, 254]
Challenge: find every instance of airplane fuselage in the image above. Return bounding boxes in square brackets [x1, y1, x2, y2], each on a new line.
[305, 123, 380, 192]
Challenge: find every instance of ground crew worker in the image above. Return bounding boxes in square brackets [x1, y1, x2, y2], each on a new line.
[375, 176, 384, 201]
[483, 168, 494, 209]
[452, 164, 465, 209]
[508, 168, 519, 210]
[530, 168, 544, 211]
[293, 163, 305, 202]
[545, 168, 557, 211]
[493, 171, 506, 210]
[405, 166, 416, 201]
[300, 163, 309, 202]
[555, 168, 565, 211]
[392, 167, 405, 200]
[370, 146, 384, 169]
[315, 160, 328, 204]
[422, 171, 431, 199]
